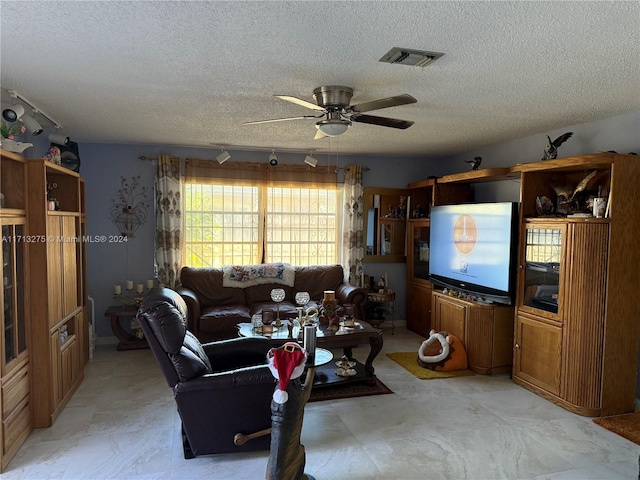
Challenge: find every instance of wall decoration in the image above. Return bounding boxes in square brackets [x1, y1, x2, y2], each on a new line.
[110, 175, 149, 238]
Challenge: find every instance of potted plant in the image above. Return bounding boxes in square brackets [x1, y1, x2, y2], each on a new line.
[1, 120, 32, 153]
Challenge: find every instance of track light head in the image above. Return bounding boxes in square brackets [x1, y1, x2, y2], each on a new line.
[21, 114, 43, 136]
[2, 105, 25, 122]
[48, 132, 69, 145]
[216, 150, 231, 164]
[304, 154, 318, 167]
[269, 151, 278, 166]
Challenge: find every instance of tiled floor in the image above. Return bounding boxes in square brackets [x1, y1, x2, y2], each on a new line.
[3, 327, 638, 479]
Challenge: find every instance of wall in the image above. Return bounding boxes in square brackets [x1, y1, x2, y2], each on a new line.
[76, 146, 438, 341]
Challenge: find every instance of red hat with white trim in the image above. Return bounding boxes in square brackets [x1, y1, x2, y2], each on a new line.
[267, 342, 307, 404]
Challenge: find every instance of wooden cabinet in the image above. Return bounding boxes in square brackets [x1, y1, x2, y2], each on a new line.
[514, 313, 562, 395]
[0, 150, 31, 472]
[432, 291, 514, 375]
[26, 159, 87, 428]
[407, 281, 432, 338]
[512, 153, 640, 416]
[405, 179, 471, 337]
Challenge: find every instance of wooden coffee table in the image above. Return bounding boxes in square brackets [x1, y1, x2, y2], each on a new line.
[238, 319, 383, 388]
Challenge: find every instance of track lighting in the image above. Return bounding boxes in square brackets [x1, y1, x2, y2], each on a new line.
[269, 151, 278, 166]
[2, 104, 25, 122]
[304, 154, 318, 167]
[3, 90, 63, 130]
[21, 113, 43, 136]
[216, 149, 231, 164]
[48, 132, 69, 145]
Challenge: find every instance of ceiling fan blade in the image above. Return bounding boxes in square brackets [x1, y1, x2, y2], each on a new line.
[352, 114, 414, 129]
[276, 95, 327, 112]
[243, 115, 320, 125]
[350, 94, 417, 113]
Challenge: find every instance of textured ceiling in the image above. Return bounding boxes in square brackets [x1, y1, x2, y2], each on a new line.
[1, 1, 639, 157]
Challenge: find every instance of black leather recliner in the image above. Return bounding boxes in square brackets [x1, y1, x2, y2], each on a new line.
[137, 288, 276, 459]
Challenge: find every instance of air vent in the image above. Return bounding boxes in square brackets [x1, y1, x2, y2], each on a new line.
[379, 48, 444, 68]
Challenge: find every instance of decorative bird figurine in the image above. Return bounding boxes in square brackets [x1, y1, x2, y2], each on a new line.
[542, 132, 573, 160]
[465, 156, 482, 170]
[551, 169, 597, 214]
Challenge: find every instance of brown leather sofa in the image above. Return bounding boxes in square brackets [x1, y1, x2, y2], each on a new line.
[137, 287, 276, 458]
[177, 264, 367, 342]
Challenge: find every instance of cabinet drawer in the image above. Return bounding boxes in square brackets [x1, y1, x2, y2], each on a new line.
[2, 368, 29, 417]
[3, 398, 30, 454]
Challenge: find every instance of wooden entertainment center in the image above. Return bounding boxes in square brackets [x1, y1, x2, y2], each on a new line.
[0, 149, 89, 471]
[406, 152, 640, 417]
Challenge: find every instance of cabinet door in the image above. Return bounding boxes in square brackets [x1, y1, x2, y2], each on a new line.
[432, 294, 466, 344]
[1, 220, 27, 376]
[407, 282, 432, 337]
[46, 216, 63, 327]
[61, 216, 79, 316]
[518, 223, 565, 320]
[514, 314, 562, 395]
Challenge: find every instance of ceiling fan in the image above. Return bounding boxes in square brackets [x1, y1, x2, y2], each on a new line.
[243, 85, 417, 139]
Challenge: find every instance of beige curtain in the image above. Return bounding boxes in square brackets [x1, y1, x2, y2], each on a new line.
[342, 165, 364, 286]
[155, 155, 182, 288]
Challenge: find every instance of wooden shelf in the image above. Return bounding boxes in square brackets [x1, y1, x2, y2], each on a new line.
[438, 167, 515, 184]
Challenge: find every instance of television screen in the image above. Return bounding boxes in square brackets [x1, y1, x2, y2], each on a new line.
[429, 202, 519, 304]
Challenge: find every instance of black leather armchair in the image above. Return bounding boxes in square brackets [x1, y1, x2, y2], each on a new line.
[137, 288, 276, 458]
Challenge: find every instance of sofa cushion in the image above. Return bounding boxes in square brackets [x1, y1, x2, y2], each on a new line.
[294, 264, 345, 300]
[199, 305, 251, 334]
[180, 266, 245, 307]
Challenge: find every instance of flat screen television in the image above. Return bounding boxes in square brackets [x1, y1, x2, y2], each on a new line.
[429, 202, 519, 305]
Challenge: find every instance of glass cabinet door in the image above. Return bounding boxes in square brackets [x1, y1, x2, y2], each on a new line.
[411, 222, 430, 282]
[2, 221, 27, 372]
[521, 224, 564, 314]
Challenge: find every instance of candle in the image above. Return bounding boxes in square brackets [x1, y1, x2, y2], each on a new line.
[136, 283, 144, 294]
[146, 279, 154, 289]
[113, 285, 122, 295]
[125, 280, 134, 290]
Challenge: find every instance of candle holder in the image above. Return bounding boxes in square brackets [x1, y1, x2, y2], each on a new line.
[113, 280, 155, 307]
[270, 288, 286, 327]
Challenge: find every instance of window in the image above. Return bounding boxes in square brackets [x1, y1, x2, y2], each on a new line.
[184, 159, 339, 267]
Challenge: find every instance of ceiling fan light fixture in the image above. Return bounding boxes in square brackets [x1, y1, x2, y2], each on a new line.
[216, 149, 231, 164]
[316, 119, 351, 137]
[304, 154, 318, 168]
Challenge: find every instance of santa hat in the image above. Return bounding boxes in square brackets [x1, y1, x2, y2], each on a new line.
[267, 342, 308, 404]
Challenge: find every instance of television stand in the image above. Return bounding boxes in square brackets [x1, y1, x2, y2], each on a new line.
[431, 291, 514, 375]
